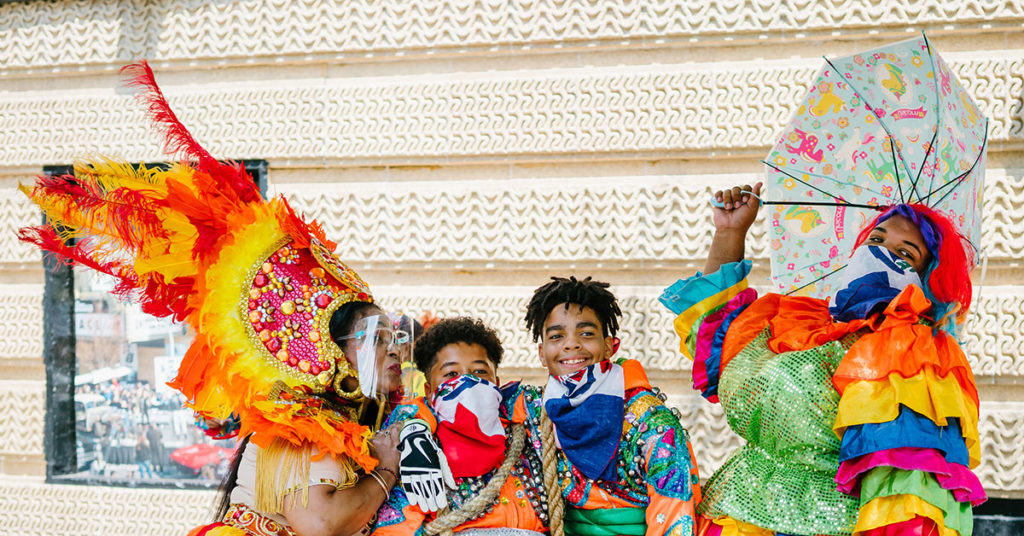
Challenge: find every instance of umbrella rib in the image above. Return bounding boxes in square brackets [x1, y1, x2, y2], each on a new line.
[918, 31, 943, 203]
[909, 127, 940, 204]
[890, 137, 905, 203]
[823, 57, 915, 191]
[762, 160, 885, 210]
[784, 265, 846, 296]
[923, 118, 989, 207]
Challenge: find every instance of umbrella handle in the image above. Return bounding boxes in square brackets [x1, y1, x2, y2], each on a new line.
[709, 191, 761, 208]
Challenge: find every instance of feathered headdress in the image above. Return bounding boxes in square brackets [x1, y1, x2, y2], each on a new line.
[19, 61, 376, 470]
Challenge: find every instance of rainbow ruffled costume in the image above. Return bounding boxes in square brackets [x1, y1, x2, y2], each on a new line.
[660, 261, 984, 536]
[19, 62, 382, 535]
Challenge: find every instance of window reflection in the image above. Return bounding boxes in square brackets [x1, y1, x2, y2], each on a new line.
[73, 269, 237, 483]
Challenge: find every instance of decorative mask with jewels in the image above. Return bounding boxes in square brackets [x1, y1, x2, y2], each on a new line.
[245, 236, 373, 398]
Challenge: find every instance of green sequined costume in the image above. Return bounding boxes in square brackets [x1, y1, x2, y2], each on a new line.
[699, 329, 859, 535]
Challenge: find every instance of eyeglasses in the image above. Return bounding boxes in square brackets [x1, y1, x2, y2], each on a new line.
[338, 328, 411, 349]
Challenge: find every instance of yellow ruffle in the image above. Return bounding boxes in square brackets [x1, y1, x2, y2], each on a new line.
[834, 369, 980, 467]
[673, 279, 749, 360]
[855, 494, 959, 536]
[710, 516, 776, 536]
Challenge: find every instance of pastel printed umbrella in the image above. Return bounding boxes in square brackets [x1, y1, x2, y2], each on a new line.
[763, 33, 987, 297]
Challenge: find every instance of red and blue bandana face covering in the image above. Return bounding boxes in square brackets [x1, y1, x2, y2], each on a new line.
[542, 359, 625, 482]
[431, 374, 506, 478]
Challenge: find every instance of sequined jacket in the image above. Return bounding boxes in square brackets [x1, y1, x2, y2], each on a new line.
[371, 397, 549, 535]
[508, 359, 703, 536]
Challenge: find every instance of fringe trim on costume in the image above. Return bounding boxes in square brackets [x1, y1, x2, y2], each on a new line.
[255, 439, 359, 514]
[257, 438, 312, 514]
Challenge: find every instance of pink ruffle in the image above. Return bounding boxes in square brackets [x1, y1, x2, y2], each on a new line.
[836, 447, 987, 506]
[693, 289, 757, 395]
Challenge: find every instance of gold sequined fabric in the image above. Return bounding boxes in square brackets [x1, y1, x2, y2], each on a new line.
[222, 504, 297, 536]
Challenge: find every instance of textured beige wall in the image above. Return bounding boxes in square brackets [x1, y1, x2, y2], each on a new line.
[1, 1, 1023, 534]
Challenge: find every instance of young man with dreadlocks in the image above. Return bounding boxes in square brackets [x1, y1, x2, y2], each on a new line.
[511, 276, 703, 536]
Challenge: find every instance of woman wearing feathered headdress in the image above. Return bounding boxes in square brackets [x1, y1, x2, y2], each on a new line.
[19, 62, 405, 536]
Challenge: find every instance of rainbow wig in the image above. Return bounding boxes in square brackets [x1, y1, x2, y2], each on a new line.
[853, 203, 976, 331]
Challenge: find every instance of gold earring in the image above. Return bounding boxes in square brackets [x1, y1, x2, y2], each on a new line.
[332, 353, 364, 401]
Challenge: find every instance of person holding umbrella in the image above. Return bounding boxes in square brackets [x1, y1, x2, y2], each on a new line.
[660, 34, 987, 536]
[663, 182, 983, 535]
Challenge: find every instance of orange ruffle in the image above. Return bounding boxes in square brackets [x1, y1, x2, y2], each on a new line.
[720, 293, 874, 372]
[720, 294, 781, 372]
[240, 397, 376, 469]
[833, 289, 977, 409]
[622, 358, 654, 391]
[766, 296, 878, 355]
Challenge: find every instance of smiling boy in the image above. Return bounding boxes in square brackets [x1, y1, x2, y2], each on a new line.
[519, 276, 702, 536]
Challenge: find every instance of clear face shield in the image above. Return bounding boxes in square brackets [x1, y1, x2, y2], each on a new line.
[339, 313, 408, 402]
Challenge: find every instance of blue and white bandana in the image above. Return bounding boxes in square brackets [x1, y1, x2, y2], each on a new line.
[829, 245, 923, 322]
[543, 359, 625, 482]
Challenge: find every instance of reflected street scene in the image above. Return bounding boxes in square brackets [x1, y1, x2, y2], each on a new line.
[73, 269, 237, 484]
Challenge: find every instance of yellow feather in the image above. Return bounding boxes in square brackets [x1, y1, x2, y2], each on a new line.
[187, 211, 291, 418]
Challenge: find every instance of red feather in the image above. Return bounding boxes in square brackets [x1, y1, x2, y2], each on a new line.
[277, 196, 335, 251]
[17, 226, 130, 280]
[120, 62, 261, 204]
[30, 172, 166, 249]
[120, 62, 216, 166]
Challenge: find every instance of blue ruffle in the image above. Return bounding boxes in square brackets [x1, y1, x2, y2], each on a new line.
[659, 260, 752, 315]
[701, 302, 751, 399]
[838, 406, 969, 467]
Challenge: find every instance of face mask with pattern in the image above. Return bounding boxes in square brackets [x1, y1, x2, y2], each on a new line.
[431, 374, 506, 478]
[828, 245, 923, 322]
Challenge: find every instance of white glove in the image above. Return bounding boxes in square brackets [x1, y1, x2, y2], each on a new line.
[398, 419, 455, 512]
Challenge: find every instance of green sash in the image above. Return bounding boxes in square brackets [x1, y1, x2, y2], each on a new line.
[564, 506, 647, 536]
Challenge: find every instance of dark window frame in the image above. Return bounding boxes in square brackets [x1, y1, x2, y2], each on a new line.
[41, 160, 267, 488]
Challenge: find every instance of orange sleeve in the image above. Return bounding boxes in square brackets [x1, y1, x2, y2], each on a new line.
[643, 433, 702, 536]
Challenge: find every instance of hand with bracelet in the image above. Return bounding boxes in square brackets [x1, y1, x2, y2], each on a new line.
[368, 422, 402, 497]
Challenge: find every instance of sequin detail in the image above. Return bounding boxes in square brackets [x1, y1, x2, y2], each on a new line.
[222, 504, 296, 536]
[699, 329, 860, 535]
[241, 239, 368, 393]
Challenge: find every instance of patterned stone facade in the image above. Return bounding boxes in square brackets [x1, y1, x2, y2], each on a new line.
[1, 1, 1022, 534]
